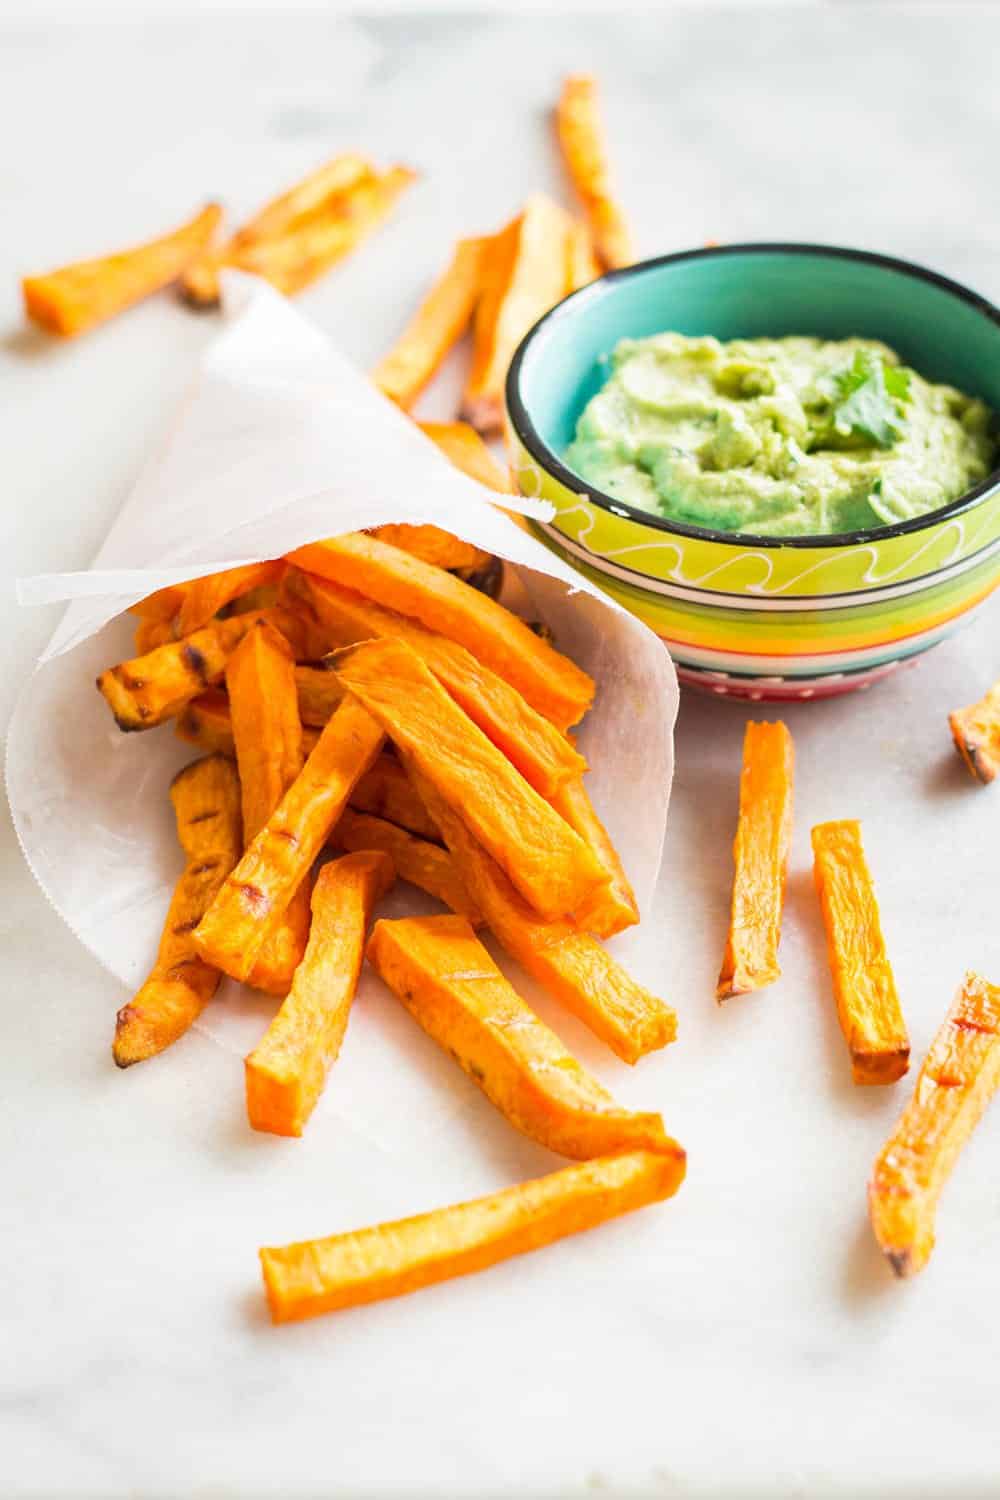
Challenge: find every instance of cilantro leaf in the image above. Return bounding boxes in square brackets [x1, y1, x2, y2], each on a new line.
[828, 350, 909, 449]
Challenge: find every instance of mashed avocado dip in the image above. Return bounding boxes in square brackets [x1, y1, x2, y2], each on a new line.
[565, 333, 996, 537]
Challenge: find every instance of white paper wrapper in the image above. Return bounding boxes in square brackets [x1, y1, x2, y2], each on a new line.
[7, 275, 677, 1146]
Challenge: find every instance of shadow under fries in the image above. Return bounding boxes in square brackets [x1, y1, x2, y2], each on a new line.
[1, 322, 65, 360]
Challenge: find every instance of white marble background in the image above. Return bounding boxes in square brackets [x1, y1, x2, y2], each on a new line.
[3, 7, 1000, 1498]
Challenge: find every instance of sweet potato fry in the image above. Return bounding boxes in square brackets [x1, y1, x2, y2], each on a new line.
[23, 202, 222, 337]
[245, 851, 395, 1137]
[334, 810, 481, 926]
[231, 166, 416, 298]
[130, 582, 191, 623]
[419, 420, 513, 493]
[194, 698, 384, 983]
[134, 617, 175, 655]
[949, 678, 1000, 785]
[260, 1146, 685, 1323]
[113, 755, 242, 1066]
[462, 197, 571, 436]
[349, 755, 439, 839]
[407, 765, 676, 1064]
[175, 691, 237, 756]
[290, 570, 585, 795]
[548, 776, 638, 939]
[230, 154, 376, 251]
[331, 638, 607, 920]
[226, 622, 313, 996]
[555, 75, 633, 271]
[811, 820, 909, 1085]
[869, 972, 1000, 1276]
[368, 914, 672, 1158]
[368, 525, 491, 574]
[293, 664, 344, 726]
[566, 219, 602, 291]
[285, 532, 595, 729]
[373, 237, 488, 409]
[175, 560, 284, 638]
[97, 607, 322, 732]
[717, 721, 794, 1000]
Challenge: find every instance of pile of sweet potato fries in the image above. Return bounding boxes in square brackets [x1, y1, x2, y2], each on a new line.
[30, 69, 1000, 1309]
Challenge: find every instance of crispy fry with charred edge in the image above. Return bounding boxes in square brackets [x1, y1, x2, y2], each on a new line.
[113, 755, 241, 1066]
[24, 203, 222, 337]
[290, 569, 585, 795]
[260, 1146, 685, 1322]
[194, 698, 385, 983]
[334, 811, 482, 927]
[177, 690, 318, 758]
[811, 820, 909, 1085]
[555, 76, 633, 271]
[368, 525, 491, 574]
[869, 972, 1000, 1277]
[419, 421, 513, 493]
[407, 764, 676, 1063]
[462, 197, 571, 436]
[368, 914, 671, 1158]
[229, 167, 416, 298]
[96, 607, 321, 732]
[226, 622, 312, 996]
[566, 220, 602, 291]
[717, 721, 794, 1001]
[331, 638, 608, 921]
[548, 775, 638, 939]
[949, 679, 1000, 785]
[285, 532, 594, 730]
[175, 561, 284, 638]
[373, 237, 488, 409]
[245, 851, 395, 1137]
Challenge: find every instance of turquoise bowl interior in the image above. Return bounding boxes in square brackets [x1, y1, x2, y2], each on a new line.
[508, 244, 1000, 534]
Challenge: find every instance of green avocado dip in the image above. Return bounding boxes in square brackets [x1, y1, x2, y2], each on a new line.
[565, 333, 996, 536]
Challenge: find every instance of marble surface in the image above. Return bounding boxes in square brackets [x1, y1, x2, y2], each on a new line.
[3, 8, 1000, 1498]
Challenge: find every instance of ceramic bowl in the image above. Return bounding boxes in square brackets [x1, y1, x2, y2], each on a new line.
[506, 245, 1000, 699]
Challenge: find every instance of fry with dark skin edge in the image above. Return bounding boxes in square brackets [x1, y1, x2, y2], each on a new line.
[113, 755, 241, 1066]
[949, 678, 1000, 785]
[24, 202, 222, 337]
[259, 1146, 685, 1323]
[811, 820, 909, 1085]
[548, 773, 638, 939]
[96, 607, 323, 732]
[869, 972, 1000, 1276]
[555, 75, 633, 270]
[331, 638, 608, 921]
[406, 763, 676, 1064]
[226, 622, 313, 996]
[194, 698, 385, 984]
[245, 852, 395, 1137]
[368, 914, 671, 1158]
[284, 532, 595, 730]
[461, 196, 571, 436]
[717, 721, 794, 1000]
[418, 421, 513, 493]
[289, 568, 586, 795]
[373, 237, 488, 409]
[334, 810, 482, 927]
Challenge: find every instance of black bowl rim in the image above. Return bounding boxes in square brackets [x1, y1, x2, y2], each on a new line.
[505, 242, 1000, 551]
